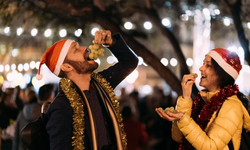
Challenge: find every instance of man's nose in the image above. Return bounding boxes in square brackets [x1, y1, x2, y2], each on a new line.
[80, 46, 87, 51]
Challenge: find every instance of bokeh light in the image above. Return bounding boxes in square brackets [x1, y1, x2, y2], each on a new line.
[186, 58, 193, 67]
[17, 27, 23, 36]
[126, 70, 139, 83]
[74, 29, 82, 37]
[162, 18, 171, 27]
[31, 28, 38, 36]
[170, 58, 178, 67]
[44, 29, 52, 37]
[161, 58, 168, 66]
[59, 29, 67, 37]
[5, 65, 10, 72]
[124, 22, 133, 30]
[91, 28, 99, 36]
[143, 21, 152, 30]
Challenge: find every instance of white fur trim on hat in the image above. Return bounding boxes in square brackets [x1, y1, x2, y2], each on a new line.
[53, 40, 74, 76]
[207, 50, 239, 80]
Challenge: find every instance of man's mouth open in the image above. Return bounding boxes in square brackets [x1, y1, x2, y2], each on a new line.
[87, 57, 92, 61]
[87, 56, 95, 61]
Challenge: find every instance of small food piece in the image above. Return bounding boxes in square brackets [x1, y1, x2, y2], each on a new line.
[192, 73, 198, 78]
[158, 106, 178, 113]
[158, 107, 163, 111]
[88, 44, 105, 60]
[164, 106, 178, 113]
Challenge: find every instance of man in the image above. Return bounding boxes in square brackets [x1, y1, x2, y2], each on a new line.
[36, 30, 138, 150]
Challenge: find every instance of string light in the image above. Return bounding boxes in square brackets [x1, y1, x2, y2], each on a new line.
[30, 61, 36, 69]
[5, 65, 10, 72]
[0, 65, 3, 72]
[170, 58, 178, 67]
[16, 27, 23, 36]
[91, 27, 99, 36]
[18, 64, 23, 72]
[4, 27, 10, 34]
[59, 29, 67, 37]
[0, 8, 249, 92]
[12, 49, 18, 57]
[143, 21, 152, 30]
[186, 58, 193, 67]
[0, 13, 248, 40]
[74, 29, 82, 37]
[44, 29, 52, 37]
[124, 22, 133, 30]
[162, 18, 171, 27]
[11, 64, 16, 71]
[161, 58, 168, 66]
[31, 28, 38, 36]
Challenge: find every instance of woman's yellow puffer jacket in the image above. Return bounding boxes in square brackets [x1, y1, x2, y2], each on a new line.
[172, 90, 250, 150]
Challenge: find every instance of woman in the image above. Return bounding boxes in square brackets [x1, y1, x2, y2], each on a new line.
[155, 48, 250, 150]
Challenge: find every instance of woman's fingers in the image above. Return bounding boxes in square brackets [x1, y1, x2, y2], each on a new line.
[181, 73, 198, 100]
[155, 108, 182, 121]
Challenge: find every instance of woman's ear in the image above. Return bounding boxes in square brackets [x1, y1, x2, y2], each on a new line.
[60, 63, 73, 72]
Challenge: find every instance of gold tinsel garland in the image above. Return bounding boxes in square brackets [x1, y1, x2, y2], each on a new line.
[60, 78, 85, 150]
[91, 72, 127, 150]
[60, 73, 127, 150]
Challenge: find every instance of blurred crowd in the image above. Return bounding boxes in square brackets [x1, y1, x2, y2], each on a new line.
[0, 83, 179, 150]
[0, 83, 56, 150]
[118, 86, 180, 150]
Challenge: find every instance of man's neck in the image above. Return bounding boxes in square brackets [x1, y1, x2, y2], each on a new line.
[68, 73, 92, 91]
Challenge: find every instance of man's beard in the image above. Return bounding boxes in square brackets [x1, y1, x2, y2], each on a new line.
[67, 59, 98, 74]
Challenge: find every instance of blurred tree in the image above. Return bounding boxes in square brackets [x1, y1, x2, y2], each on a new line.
[223, 0, 250, 65]
[0, 0, 249, 96]
[204, 0, 250, 65]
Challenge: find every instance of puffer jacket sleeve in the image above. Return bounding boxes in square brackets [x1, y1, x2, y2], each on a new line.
[177, 96, 243, 150]
[243, 104, 250, 132]
[172, 96, 193, 142]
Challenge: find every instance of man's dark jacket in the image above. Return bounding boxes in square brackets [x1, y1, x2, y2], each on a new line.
[46, 33, 138, 150]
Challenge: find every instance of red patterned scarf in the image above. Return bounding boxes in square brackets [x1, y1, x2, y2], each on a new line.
[178, 84, 239, 150]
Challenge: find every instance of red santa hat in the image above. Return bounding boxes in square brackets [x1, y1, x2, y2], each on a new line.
[36, 39, 74, 80]
[207, 48, 242, 80]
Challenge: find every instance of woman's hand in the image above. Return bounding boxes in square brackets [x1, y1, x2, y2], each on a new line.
[155, 108, 184, 121]
[181, 73, 197, 100]
[93, 29, 112, 46]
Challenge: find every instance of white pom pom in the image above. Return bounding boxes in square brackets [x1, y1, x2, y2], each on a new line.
[36, 74, 43, 80]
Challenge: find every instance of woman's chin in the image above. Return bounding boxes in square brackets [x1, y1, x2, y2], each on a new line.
[199, 82, 205, 88]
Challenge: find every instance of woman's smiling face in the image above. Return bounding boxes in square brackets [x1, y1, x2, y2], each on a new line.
[199, 55, 221, 92]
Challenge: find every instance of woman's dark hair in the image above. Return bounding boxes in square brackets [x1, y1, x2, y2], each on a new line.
[212, 58, 249, 110]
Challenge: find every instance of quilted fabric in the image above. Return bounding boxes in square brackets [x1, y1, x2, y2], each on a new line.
[172, 91, 250, 150]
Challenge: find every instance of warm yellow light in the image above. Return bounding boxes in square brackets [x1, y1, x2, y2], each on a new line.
[125, 70, 139, 83]
[0, 75, 4, 84]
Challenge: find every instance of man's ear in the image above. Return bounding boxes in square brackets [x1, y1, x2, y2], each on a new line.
[60, 63, 73, 72]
